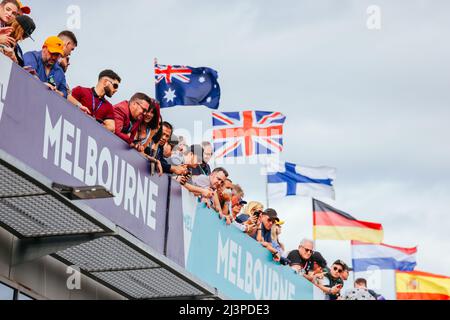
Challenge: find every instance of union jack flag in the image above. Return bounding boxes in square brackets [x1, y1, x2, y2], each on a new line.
[155, 63, 221, 109]
[212, 111, 286, 158]
[155, 65, 192, 84]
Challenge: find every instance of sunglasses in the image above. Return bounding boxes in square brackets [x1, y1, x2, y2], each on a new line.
[135, 101, 149, 114]
[333, 266, 344, 273]
[301, 246, 314, 254]
[105, 78, 119, 89]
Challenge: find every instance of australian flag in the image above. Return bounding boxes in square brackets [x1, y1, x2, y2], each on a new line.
[155, 63, 221, 109]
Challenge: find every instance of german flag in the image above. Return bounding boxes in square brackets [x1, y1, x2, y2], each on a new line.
[397, 271, 450, 300]
[313, 199, 383, 244]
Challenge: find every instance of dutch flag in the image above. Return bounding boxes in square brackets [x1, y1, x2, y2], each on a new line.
[352, 241, 418, 272]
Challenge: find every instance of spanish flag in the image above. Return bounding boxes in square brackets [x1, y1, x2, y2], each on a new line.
[313, 199, 383, 244]
[396, 271, 450, 300]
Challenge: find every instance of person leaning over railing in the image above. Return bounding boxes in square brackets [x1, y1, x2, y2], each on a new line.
[56, 30, 77, 94]
[113, 92, 151, 150]
[212, 178, 233, 220]
[271, 220, 289, 264]
[287, 238, 328, 282]
[164, 135, 183, 166]
[23, 36, 68, 98]
[56, 30, 77, 76]
[232, 184, 244, 199]
[235, 201, 264, 224]
[314, 259, 348, 300]
[69, 69, 121, 133]
[161, 143, 203, 180]
[135, 98, 161, 153]
[145, 121, 191, 176]
[191, 141, 213, 176]
[251, 209, 284, 262]
[181, 167, 228, 205]
[0, 14, 34, 66]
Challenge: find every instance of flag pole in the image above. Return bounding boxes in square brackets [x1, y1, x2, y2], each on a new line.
[312, 197, 316, 245]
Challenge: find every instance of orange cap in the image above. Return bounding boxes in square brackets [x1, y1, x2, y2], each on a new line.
[16, 0, 31, 15]
[43, 36, 64, 55]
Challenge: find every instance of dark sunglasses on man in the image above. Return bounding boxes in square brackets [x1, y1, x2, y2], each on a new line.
[301, 246, 314, 254]
[105, 78, 119, 89]
[333, 266, 344, 273]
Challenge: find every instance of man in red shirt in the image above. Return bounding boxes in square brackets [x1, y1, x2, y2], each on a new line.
[69, 69, 121, 132]
[114, 92, 152, 152]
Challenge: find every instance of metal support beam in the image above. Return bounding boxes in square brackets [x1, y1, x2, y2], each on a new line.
[12, 232, 115, 266]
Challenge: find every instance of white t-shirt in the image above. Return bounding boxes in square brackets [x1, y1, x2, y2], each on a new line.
[191, 175, 211, 189]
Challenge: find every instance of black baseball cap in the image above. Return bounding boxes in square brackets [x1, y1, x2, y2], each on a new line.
[333, 260, 349, 270]
[16, 15, 36, 41]
[262, 208, 279, 222]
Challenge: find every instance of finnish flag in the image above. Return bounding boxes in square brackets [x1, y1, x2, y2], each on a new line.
[266, 160, 336, 200]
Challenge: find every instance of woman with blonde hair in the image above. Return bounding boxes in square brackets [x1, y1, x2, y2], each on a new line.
[243, 201, 264, 217]
[271, 221, 286, 253]
[234, 201, 264, 236]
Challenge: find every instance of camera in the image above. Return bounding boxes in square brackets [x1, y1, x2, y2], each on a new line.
[254, 210, 262, 218]
[280, 257, 291, 266]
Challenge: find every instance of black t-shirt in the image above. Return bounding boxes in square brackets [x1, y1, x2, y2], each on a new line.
[323, 272, 344, 300]
[191, 162, 211, 176]
[287, 250, 327, 274]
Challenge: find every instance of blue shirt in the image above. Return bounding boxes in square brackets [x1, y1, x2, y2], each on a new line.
[251, 223, 272, 243]
[23, 50, 68, 98]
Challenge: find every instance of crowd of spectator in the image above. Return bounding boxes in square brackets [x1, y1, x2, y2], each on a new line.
[0, 0, 385, 300]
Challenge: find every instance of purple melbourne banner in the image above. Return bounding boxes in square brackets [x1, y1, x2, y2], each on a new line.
[0, 57, 185, 266]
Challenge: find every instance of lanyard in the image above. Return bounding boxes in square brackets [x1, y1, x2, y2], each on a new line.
[92, 93, 104, 115]
[199, 163, 209, 175]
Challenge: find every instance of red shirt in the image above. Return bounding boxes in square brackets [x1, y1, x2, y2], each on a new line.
[71, 86, 115, 123]
[113, 101, 142, 145]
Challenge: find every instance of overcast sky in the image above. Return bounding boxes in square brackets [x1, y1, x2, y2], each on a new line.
[22, 0, 450, 278]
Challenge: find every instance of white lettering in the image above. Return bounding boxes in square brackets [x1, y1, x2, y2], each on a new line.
[367, 5, 382, 30]
[73, 128, 84, 182]
[84, 136, 98, 186]
[217, 233, 229, 278]
[66, 5, 81, 30]
[271, 270, 280, 300]
[112, 156, 126, 206]
[135, 174, 149, 221]
[236, 246, 245, 290]
[244, 252, 253, 294]
[262, 265, 272, 300]
[41, 111, 160, 231]
[216, 233, 299, 300]
[124, 163, 137, 215]
[66, 266, 81, 290]
[288, 282, 295, 300]
[60, 119, 75, 175]
[253, 259, 263, 300]
[98, 147, 113, 190]
[280, 276, 288, 300]
[43, 107, 61, 166]
[146, 181, 158, 229]
[228, 240, 237, 285]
